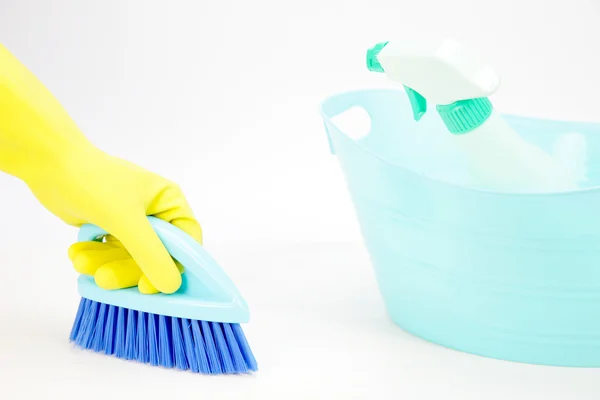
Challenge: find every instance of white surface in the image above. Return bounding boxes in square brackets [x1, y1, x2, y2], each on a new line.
[1, 0, 600, 398]
[2, 243, 600, 400]
[376, 38, 500, 104]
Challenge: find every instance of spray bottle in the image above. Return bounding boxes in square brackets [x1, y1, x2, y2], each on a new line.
[366, 39, 578, 193]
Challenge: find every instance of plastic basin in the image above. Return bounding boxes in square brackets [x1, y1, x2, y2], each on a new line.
[320, 89, 600, 367]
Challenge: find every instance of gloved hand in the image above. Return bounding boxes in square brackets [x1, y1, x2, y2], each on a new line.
[0, 43, 202, 294]
[55, 154, 203, 294]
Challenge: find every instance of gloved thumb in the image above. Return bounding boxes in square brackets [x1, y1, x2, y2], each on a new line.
[110, 214, 182, 294]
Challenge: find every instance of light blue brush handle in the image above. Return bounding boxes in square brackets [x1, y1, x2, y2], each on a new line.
[76, 216, 249, 323]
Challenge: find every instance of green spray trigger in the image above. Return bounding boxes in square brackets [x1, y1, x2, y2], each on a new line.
[404, 86, 427, 121]
[365, 42, 427, 121]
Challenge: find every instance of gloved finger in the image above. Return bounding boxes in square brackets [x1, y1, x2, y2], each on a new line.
[105, 234, 125, 248]
[137, 275, 160, 295]
[148, 185, 203, 244]
[174, 260, 185, 274]
[71, 246, 131, 275]
[68, 240, 118, 261]
[94, 259, 143, 290]
[137, 260, 185, 295]
[170, 217, 203, 244]
[111, 214, 182, 294]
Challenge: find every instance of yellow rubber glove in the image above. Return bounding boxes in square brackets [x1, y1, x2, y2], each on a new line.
[0, 43, 202, 294]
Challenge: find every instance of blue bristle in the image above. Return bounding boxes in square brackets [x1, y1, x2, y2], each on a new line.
[171, 317, 188, 370]
[158, 315, 174, 368]
[190, 319, 211, 373]
[232, 323, 258, 370]
[148, 314, 159, 366]
[70, 298, 257, 374]
[79, 300, 99, 349]
[200, 320, 222, 374]
[222, 323, 247, 372]
[115, 307, 126, 358]
[91, 303, 108, 352]
[73, 299, 89, 345]
[211, 322, 235, 373]
[70, 298, 87, 341]
[103, 305, 117, 355]
[136, 312, 148, 363]
[125, 309, 137, 360]
[181, 319, 200, 373]
[73, 299, 87, 346]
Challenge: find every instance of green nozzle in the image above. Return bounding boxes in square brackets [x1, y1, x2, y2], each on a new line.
[366, 41, 388, 72]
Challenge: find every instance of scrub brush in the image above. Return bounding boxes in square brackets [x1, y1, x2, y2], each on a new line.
[69, 216, 257, 374]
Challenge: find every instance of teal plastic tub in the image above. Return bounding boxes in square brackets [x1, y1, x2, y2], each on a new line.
[320, 89, 600, 367]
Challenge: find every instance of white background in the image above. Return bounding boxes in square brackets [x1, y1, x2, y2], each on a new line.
[1, 0, 600, 398]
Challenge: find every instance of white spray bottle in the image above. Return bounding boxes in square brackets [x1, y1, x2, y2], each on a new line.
[366, 39, 578, 193]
